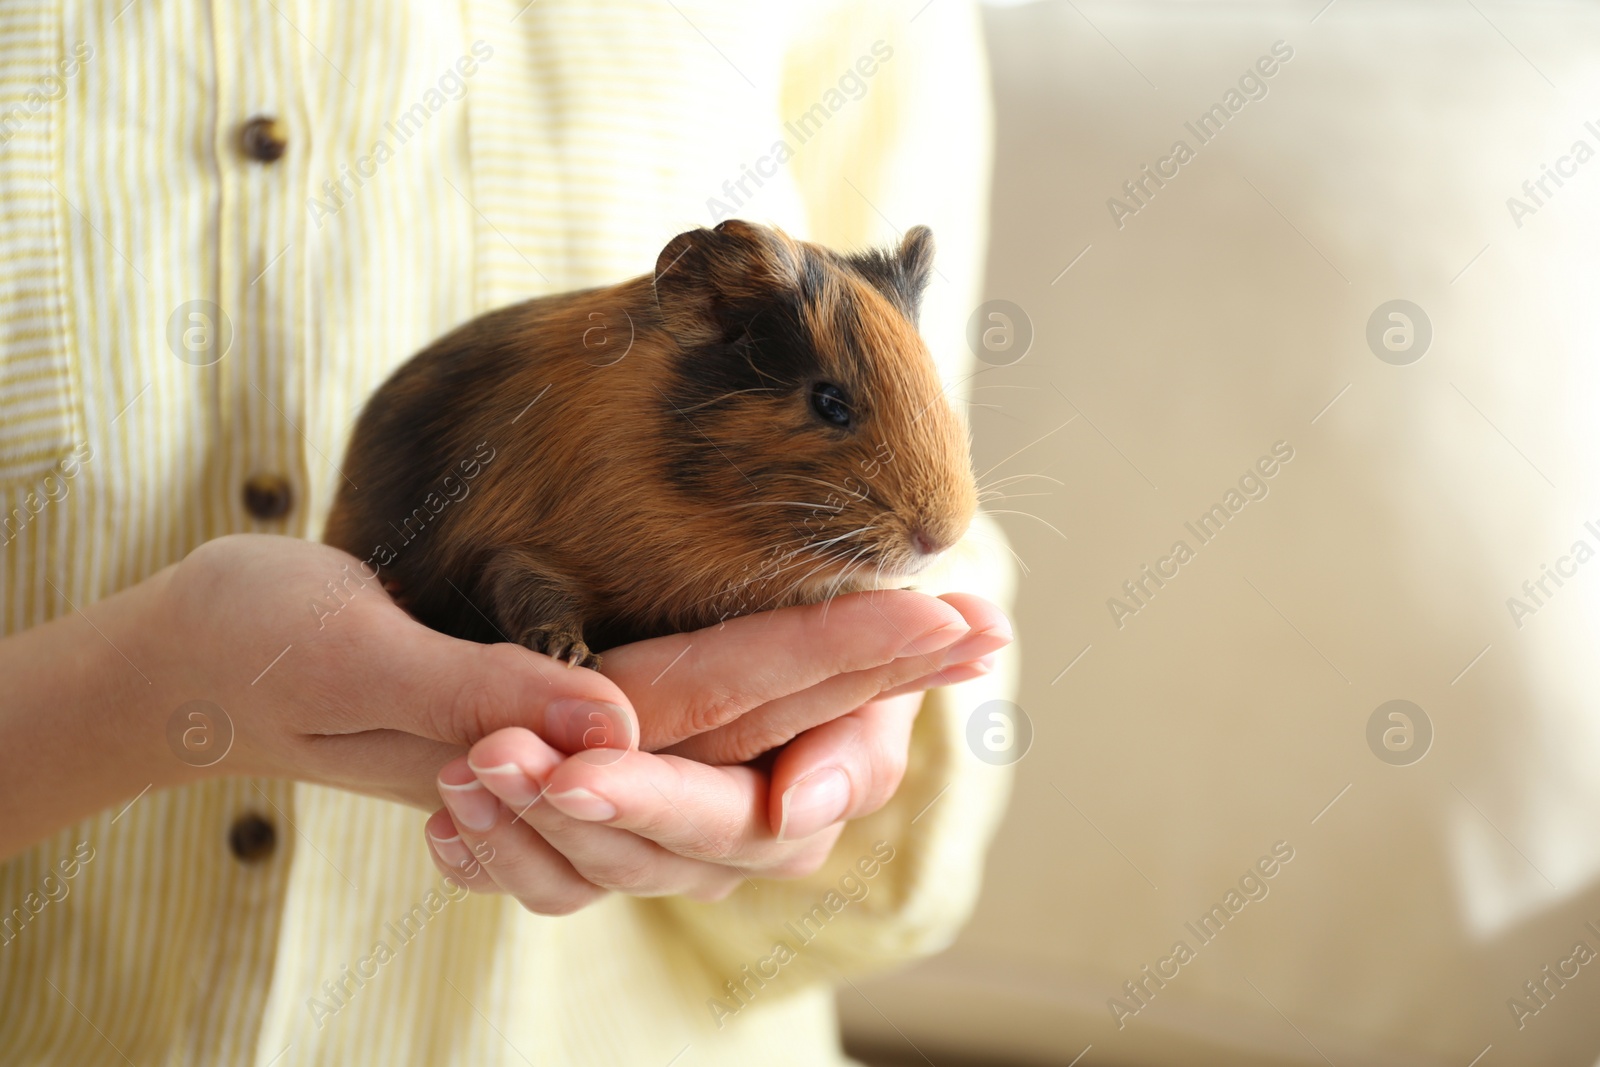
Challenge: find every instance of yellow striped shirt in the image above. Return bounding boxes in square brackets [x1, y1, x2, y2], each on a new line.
[0, 1, 1017, 1063]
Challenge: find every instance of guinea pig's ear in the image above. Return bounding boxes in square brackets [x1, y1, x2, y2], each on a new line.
[653, 220, 802, 347]
[845, 225, 936, 325]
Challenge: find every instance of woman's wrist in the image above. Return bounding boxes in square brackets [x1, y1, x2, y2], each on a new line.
[96, 563, 196, 788]
[0, 565, 189, 859]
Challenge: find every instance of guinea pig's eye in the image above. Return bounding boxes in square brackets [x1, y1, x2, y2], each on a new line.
[809, 382, 853, 428]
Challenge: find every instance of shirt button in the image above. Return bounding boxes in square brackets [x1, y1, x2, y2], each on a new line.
[228, 813, 277, 863]
[239, 115, 289, 163]
[243, 473, 293, 521]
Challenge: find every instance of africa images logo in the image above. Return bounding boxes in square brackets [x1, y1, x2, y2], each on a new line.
[1105, 41, 1294, 230]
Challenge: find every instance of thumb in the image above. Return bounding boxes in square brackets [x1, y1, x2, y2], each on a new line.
[766, 692, 922, 841]
[394, 625, 641, 757]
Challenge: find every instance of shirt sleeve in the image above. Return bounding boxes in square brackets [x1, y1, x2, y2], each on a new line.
[650, 0, 1022, 991]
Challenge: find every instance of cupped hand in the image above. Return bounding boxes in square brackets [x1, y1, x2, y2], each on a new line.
[140, 533, 641, 807]
[608, 590, 1007, 764]
[424, 591, 1011, 913]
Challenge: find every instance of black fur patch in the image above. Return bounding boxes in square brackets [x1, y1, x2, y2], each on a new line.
[657, 237, 889, 502]
[841, 225, 935, 324]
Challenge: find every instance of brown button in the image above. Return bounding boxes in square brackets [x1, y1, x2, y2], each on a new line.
[228, 813, 277, 863]
[243, 473, 293, 521]
[239, 115, 289, 162]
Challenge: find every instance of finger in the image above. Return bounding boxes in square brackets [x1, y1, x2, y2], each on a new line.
[876, 651, 999, 700]
[540, 748, 844, 876]
[899, 592, 1010, 687]
[513, 794, 745, 899]
[423, 807, 499, 893]
[465, 730, 753, 899]
[768, 692, 923, 841]
[373, 623, 641, 757]
[663, 597, 1010, 764]
[436, 758, 606, 915]
[464, 726, 568, 812]
[526, 808, 746, 901]
[300, 731, 467, 810]
[598, 589, 969, 751]
[920, 593, 1010, 640]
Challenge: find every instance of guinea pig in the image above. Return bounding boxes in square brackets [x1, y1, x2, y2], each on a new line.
[323, 219, 977, 669]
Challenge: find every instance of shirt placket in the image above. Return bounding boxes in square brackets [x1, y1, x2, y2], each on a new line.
[199, 1, 314, 1063]
[212, 0, 313, 539]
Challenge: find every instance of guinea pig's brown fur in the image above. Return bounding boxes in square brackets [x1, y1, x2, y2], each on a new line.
[323, 219, 977, 668]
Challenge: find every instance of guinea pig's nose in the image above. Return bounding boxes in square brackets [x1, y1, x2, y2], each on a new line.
[911, 527, 955, 556]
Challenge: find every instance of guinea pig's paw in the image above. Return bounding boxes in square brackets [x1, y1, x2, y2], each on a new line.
[519, 623, 602, 671]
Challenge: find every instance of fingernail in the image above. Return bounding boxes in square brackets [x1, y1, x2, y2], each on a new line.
[898, 623, 967, 659]
[438, 778, 499, 832]
[545, 699, 635, 755]
[469, 761, 542, 810]
[939, 625, 1013, 666]
[777, 768, 851, 842]
[428, 829, 475, 872]
[546, 787, 617, 822]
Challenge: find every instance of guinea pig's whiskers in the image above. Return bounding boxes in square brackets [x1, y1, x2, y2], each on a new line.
[962, 526, 1033, 576]
[716, 499, 837, 513]
[818, 547, 877, 622]
[772, 542, 865, 608]
[843, 547, 882, 591]
[686, 517, 884, 619]
[984, 508, 1070, 543]
[805, 524, 878, 553]
[910, 367, 983, 426]
[789, 474, 875, 503]
[757, 548, 841, 595]
[674, 385, 784, 414]
[677, 532, 849, 616]
[976, 471, 1063, 493]
[977, 490, 1054, 504]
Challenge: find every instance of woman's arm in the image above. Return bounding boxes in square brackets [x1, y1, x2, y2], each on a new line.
[0, 565, 184, 858]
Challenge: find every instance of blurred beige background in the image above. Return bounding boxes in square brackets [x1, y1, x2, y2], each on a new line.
[842, 2, 1600, 1064]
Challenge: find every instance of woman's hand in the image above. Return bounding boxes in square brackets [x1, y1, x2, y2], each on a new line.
[424, 592, 1011, 913]
[610, 591, 1008, 765]
[138, 533, 649, 808]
